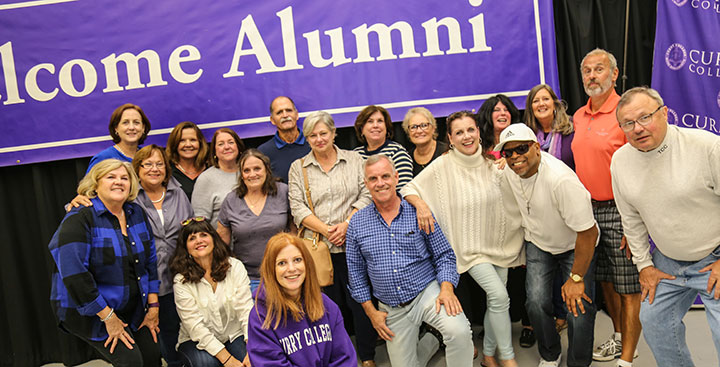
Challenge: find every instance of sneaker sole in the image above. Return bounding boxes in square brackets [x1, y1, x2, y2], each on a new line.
[592, 353, 620, 362]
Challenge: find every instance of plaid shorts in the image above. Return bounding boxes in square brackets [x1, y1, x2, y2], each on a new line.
[594, 203, 641, 294]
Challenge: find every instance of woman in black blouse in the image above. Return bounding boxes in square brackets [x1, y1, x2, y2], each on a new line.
[402, 107, 449, 176]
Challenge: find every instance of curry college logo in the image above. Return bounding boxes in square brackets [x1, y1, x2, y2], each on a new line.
[667, 108, 679, 125]
[672, 0, 688, 6]
[665, 43, 687, 70]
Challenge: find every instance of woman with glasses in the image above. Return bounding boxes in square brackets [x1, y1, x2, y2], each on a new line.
[49, 159, 161, 366]
[192, 128, 245, 226]
[132, 145, 193, 367]
[524, 84, 575, 170]
[171, 218, 253, 367]
[402, 111, 524, 367]
[402, 107, 449, 176]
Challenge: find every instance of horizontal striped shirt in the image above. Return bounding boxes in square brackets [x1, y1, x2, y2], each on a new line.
[49, 197, 159, 341]
[354, 140, 413, 190]
[346, 199, 459, 306]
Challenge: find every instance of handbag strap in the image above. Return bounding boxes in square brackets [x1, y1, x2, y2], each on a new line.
[299, 158, 319, 242]
[301, 158, 316, 214]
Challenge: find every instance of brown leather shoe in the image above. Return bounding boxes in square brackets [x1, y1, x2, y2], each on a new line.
[361, 360, 376, 367]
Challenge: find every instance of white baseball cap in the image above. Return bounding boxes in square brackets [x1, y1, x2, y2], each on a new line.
[494, 123, 537, 151]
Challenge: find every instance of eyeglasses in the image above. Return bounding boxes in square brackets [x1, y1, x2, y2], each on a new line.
[618, 105, 664, 132]
[408, 123, 431, 132]
[182, 216, 206, 226]
[141, 162, 165, 170]
[500, 143, 533, 158]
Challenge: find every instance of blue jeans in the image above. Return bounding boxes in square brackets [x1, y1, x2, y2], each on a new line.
[177, 337, 246, 367]
[158, 293, 181, 367]
[525, 242, 597, 367]
[467, 262, 514, 360]
[378, 281, 474, 367]
[249, 278, 260, 295]
[639, 247, 720, 367]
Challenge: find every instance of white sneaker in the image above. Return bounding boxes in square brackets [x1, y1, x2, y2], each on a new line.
[593, 335, 622, 361]
[538, 354, 561, 367]
[593, 335, 640, 361]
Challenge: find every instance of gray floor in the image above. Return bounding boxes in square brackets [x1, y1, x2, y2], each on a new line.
[43, 309, 716, 367]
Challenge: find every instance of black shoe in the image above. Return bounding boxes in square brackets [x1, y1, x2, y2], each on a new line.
[519, 328, 536, 348]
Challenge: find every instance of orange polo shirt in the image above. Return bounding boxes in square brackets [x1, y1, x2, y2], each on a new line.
[571, 90, 626, 201]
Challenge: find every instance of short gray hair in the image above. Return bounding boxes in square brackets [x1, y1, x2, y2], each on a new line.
[302, 111, 336, 137]
[616, 86, 665, 120]
[581, 48, 618, 72]
[401, 107, 438, 138]
[364, 154, 397, 176]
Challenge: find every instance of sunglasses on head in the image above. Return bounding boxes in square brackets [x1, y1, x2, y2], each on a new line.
[182, 216, 207, 226]
[500, 143, 533, 158]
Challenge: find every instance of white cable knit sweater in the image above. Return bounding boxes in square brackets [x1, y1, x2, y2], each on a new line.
[401, 148, 525, 273]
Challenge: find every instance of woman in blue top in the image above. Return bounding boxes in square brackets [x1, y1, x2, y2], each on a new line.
[49, 159, 161, 366]
[88, 103, 152, 172]
[70, 104, 152, 209]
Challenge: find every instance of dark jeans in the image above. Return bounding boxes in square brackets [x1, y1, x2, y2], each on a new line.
[324, 252, 377, 361]
[525, 242, 597, 367]
[75, 325, 161, 367]
[178, 337, 246, 367]
[158, 293, 181, 367]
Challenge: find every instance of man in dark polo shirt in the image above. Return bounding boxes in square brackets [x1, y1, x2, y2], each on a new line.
[258, 96, 310, 183]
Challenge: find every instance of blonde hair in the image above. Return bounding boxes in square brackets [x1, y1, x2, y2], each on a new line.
[77, 159, 140, 201]
[257, 233, 324, 330]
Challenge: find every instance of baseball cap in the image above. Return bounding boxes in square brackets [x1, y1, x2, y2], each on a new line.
[494, 124, 537, 151]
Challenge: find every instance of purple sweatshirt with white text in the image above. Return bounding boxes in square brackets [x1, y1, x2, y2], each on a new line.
[247, 288, 357, 367]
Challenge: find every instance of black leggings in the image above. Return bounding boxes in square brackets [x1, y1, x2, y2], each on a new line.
[74, 325, 161, 367]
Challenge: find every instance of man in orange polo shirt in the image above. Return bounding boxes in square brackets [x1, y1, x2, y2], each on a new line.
[571, 49, 641, 367]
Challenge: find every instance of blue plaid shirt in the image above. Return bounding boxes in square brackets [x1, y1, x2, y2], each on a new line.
[49, 197, 159, 341]
[346, 199, 459, 307]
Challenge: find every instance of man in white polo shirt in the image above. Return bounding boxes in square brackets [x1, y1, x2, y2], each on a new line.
[496, 123, 599, 367]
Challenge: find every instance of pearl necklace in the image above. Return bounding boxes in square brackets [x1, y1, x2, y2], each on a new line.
[150, 190, 166, 203]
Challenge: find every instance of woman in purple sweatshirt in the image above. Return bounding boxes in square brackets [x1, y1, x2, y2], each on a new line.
[247, 233, 357, 367]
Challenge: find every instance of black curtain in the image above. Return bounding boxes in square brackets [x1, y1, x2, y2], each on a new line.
[554, 0, 656, 112]
[0, 2, 657, 365]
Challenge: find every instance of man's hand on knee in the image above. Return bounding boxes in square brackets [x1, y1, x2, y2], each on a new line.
[639, 266, 676, 304]
[699, 258, 720, 300]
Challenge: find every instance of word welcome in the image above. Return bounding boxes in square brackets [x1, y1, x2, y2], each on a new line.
[0, 6, 491, 106]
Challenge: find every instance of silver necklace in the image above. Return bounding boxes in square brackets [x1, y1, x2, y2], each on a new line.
[150, 190, 166, 203]
[519, 175, 538, 214]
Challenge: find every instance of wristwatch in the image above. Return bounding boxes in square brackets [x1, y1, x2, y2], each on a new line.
[570, 272, 583, 283]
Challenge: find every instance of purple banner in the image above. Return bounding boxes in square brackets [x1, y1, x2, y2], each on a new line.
[0, 0, 558, 167]
[651, 0, 720, 135]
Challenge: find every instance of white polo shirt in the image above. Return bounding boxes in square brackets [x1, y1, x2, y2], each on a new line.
[505, 152, 597, 254]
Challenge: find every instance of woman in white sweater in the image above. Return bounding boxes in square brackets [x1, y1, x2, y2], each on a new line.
[402, 111, 524, 367]
[171, 218, 253, 367]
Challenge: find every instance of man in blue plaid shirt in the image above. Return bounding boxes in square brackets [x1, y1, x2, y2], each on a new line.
[346, 154, 474, 367]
